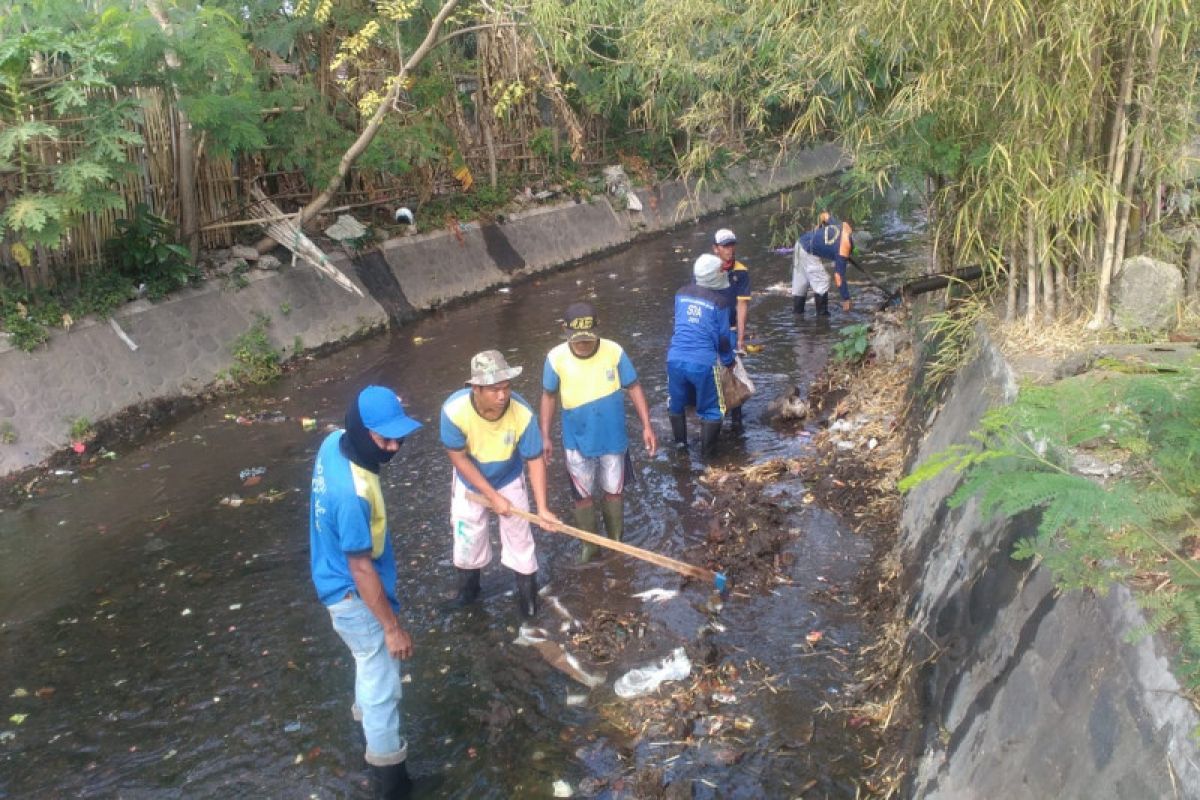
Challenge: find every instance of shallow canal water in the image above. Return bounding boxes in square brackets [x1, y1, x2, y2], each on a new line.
[0, 189, 920, 798]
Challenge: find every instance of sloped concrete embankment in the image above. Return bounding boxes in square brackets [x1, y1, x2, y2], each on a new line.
[900, 332, 1200, 799]
[0, 144, 846, 478]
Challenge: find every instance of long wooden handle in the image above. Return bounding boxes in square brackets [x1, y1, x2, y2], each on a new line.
[464, 491, 722, 587]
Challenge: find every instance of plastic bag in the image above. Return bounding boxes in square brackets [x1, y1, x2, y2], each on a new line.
[720, 357, 755, 410]
[613, 647, 692, 698]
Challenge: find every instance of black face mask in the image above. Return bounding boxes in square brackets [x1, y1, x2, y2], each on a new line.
[340, 401, 398, 473]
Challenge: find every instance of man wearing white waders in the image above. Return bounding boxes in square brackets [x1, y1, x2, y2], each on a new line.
[667, 254, 736, 457]
[793, 211, 855, 315]
[540, 301, 658, 563]
[441, 350, 560, 617]
[309, 386, 422, 799]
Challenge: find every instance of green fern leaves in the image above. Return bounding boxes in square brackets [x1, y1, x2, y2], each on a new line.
[905, 359, 1200, 688]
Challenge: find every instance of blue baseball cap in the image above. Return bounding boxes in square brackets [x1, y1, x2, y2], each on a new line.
[357, 385, 422, 439]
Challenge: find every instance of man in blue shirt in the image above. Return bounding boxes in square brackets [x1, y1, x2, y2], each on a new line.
[309, 385, 422, 799]
[713, 228, 751, 432]
[540, 301, 658, 563]
[441, 350, 560, 617]
[793, 212, 855, 315]
[667, 254, 736, 457]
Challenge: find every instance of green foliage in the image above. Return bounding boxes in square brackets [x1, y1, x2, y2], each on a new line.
[903, 363, 1200, 688]
[832, 323, 870, 363]
[69, 416, 93, 441]
[920, 294, 987, 392]
[104, 205, 198, 299]
[228, 314, 282, 385]
[0, 421, 16, 445]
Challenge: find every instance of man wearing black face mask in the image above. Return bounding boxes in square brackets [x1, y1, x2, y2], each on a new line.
[310, 386, 422, 799]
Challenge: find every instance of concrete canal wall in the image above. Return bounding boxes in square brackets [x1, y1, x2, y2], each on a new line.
[899, 331, 1200, 799]
[0, 144, 846, 478]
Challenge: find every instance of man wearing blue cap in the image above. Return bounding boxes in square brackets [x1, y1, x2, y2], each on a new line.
[309, 385, 422, 799]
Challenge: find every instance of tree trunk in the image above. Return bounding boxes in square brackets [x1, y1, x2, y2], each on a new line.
[1025, 224, 1038, 328]
[1112, 21, 1163, 278]
[1089, 32, 1138, 331]
[1187, 233, 1200, 300]
[146, 0, 199, 264]
[255, 0, 462, 254]
[1006, 244, 1018, 324]
[1039, 227, 1055, 323]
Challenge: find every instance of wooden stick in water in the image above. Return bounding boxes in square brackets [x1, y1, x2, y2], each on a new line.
[464, 491, 727, 591]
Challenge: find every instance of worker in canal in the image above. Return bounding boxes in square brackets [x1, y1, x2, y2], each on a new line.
[667, 254, 737, 457]
[792, 211, 855, 315]
[308, 385, 423, 799]
[540, 301, 658, 563]
[713, 227, 751, 433]
[441, 350, 560, 617]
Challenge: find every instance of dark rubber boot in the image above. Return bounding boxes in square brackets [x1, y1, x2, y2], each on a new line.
[700, 420, 722, 458]
[815, 293, 830, 316]
[792, 295, 806, 314]
[370, 761, 412, 800]
[669, 413, 688, 448]
[600, 495, 624, 543]
[515, 570, 538, 618]
[729, 405, 744, 434]
[449, 568, 481, 608]
[574, 504, 599, 563]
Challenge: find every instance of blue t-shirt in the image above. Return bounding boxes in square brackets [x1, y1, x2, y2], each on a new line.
[543, 339, 638, 457]
[309, 430, 399, 611]
[440, 389, 543, 488]
[720, 260, 751, 330]
[667, 283, 735, 368]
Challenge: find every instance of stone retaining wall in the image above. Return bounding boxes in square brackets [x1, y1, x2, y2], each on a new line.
[900, 331, 1200, 799]
[0, 144, 845, 477]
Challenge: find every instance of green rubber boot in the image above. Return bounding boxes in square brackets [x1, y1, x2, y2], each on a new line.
[600, 495, 624, 544]
[574, 503, 600, 563]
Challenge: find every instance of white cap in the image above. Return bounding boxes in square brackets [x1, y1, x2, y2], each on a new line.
[714, 228, 737, 245]
[693, 254, 728, 289]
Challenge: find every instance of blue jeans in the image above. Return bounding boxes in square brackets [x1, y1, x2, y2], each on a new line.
[327, 595, 407, 766]
[667, 359, 726, 420]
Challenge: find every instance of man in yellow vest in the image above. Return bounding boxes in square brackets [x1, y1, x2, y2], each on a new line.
[540, 302, 658, 562]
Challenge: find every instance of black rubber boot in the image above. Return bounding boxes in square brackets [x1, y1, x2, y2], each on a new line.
[792, 295, 806, 314]
[700, 420, 722, 458]
[815, 293, 830, 316]
[574, 503, 599, 563]
[729, 405, 744, 434]
[515, 571, 538, 618]
[449, 568, 481, 608]
[669, 414, 688, 448]
[370, 761, 412, 800]
[599, 495, 624, 543]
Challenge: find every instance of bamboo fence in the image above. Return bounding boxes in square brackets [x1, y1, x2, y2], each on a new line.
[1, 49, 615, 290]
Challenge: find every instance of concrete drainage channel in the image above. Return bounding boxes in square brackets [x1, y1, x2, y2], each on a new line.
[0, 145, 846, 480]
[895, 332, 1200, 799]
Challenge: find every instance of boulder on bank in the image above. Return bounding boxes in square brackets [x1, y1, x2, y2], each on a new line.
[1112, 255, 1182, 332]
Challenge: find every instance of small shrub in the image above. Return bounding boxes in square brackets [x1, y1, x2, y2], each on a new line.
[104, 204, 198, 299]
[229, 314, 282, 385]
[0, 421, 17, 444]
[69, 417, 93, 441]
[832, 323, 871, 363]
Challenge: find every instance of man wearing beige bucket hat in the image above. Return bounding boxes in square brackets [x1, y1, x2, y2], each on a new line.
[440, 350, 560, 618]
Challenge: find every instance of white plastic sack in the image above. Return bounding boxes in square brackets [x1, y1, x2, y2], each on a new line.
[613, 647, 692, 698]
[732, 357, 755, 394]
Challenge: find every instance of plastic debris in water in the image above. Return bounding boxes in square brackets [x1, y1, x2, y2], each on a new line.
[553, 780, 572, 797]
[631, 588, 678, 603]
[239, 466, 267, 481]
[613, 647, 692, 699]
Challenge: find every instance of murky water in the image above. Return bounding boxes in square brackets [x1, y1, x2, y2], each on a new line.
[0, 188, 920, 798]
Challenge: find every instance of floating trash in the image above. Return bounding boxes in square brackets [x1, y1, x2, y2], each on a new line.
[631, 588, 678, 603]
[613, 647, 691, 699]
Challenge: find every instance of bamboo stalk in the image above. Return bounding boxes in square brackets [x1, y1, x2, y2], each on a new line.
[463, 491, 724, 587]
